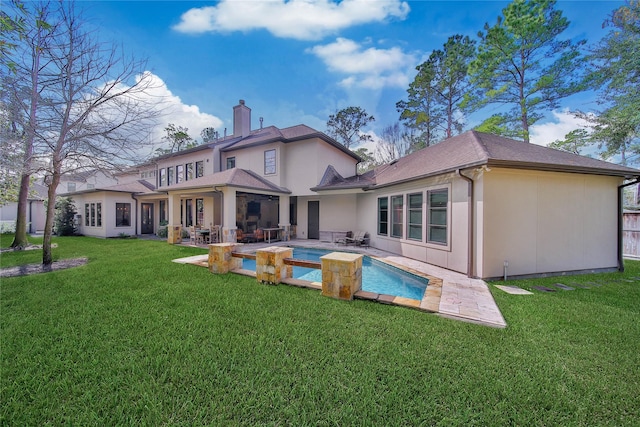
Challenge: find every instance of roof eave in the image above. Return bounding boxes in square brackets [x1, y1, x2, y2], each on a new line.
[486, 160, 640, 179]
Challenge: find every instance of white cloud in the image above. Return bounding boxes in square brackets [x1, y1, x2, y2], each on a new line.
[144, 73, 223, 149]
[108, 72, 223, 157]
[172, 0, 410, 40]
[529, 110, 591, 146]
[308, 38, 419, 89]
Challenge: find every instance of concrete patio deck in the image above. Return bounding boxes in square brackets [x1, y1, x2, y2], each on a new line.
[175, 238, 507, 328]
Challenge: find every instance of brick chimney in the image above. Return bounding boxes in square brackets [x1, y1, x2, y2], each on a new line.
[233, 99, 251, 138]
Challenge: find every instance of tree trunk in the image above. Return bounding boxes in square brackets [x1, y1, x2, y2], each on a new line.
[42, 172, 60, 267]
[10, 174, 31, 249]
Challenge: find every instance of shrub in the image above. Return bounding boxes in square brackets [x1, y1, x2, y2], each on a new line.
[54, 197, 77, 236]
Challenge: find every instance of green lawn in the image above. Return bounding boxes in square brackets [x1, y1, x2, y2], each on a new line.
[1, 235, 639, 426]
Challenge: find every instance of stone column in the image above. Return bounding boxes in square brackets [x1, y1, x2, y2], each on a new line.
[256, 247, 293, 285]
[208, 243, 243, 274]
[320, 252, 363, 300]
[167, 225, 182, 244]
[167, 192, 182, 244]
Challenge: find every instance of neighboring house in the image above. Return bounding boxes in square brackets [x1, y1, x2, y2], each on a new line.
[68, 100, 640, 279]
[59, 169, 117, 194]
[0, 182, 47, 233]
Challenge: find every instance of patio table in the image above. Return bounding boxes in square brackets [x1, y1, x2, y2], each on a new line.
[263, 227, 282, 244]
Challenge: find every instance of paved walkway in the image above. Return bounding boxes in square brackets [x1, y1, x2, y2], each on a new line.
[175, 239, 507, 328]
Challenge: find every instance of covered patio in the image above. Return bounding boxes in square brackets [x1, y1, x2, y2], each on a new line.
[162, 168, 293, 243]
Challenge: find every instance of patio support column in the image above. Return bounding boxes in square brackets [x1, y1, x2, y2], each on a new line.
[278, 194, 291, 241]
[167, 192, 182, 244]
[221, 187, 237, 242]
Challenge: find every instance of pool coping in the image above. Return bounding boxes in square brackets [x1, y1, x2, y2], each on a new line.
[173, 241, 506, 328]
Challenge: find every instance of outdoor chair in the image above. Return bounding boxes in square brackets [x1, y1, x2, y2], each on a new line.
[335, 231, 352, 245]
[345, 231, 368, 246]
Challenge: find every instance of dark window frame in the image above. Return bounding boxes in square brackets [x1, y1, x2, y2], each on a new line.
[116, 203, 131, 227]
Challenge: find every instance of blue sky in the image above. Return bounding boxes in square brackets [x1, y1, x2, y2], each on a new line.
[82, 0, 623, 150]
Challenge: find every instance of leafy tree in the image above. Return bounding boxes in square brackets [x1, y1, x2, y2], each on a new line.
[474, 114, 521, 138]
[579, 108, 639, 166]
[431, 35, 477, 139]
[326, 106, 375, 150]
[397, 35, 476, 145]
[583, 0, 639, 165]
[162, 123, 196, 152]
[466, 0, 587, 143]
[200, 126, 217, 144]
[54, 196, 76, 236]
[353, 147, 377, 174]
[549, 128, 591, 155]
[396, 60, 442, 147]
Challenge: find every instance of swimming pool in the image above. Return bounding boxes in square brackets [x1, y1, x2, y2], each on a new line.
[242, 247, 428, 300]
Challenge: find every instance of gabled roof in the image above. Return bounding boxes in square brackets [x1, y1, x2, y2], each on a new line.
[220, 124, 361, 161]
[313, 131, 640, 191]
[310, 165, 375, 191]
[164, 168, 291, 194]
[62, 180, 157, 196]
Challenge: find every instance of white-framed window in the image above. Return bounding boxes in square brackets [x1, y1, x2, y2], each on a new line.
[427, 189, 448, 245]
[407, 192, 423, 241]
[391, 195, 403, 238]
[264, 149, 276, 175]
[67, 182, 76, 192]
[84, 202, 102, 227]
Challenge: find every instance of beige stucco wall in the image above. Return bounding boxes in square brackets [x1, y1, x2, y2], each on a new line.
[221, 138, 357, 195]
[479, 168, 622, 278]
[356, 173, 470, 274]
[319, 194, 358, 232]
[74, 192, 136, 238]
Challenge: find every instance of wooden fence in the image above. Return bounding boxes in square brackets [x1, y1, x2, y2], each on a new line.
[623, 211, 640, 259]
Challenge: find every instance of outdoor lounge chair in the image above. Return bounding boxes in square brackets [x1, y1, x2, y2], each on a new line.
[335, 231, 352, 245]
[345, 231, 368, 246]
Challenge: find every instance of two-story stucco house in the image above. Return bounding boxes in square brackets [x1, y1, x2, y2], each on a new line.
[69, 100, 640, 279]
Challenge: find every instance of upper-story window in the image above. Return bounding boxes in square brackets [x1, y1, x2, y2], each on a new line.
[167, 167, 174, 185]
[186, 163, 193, 180]
[195, 161, 204, 178]
[176, 165, 184, 183]
[264, 149, 276, 175]
[67, 182, 76, 192]
[159, 168, 166, 187]
[226, 157, 236, 170]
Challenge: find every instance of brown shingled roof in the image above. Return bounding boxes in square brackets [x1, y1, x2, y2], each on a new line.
[220, 124, 361, 161]
[313, 131, 640, 191]
[165, 168, 291, 194]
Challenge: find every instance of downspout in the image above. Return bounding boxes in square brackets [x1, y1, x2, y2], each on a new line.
[132, 193, 139, 236]
[457, 169, 474, 278]
[618, 178, 640, 272]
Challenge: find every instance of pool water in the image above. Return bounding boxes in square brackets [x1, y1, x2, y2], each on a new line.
[242, 248, 428, 300]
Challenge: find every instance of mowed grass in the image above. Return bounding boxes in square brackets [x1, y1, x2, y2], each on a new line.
[1, 235, 639, 426]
